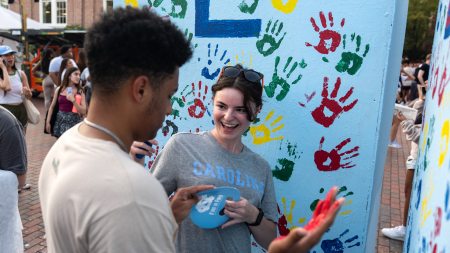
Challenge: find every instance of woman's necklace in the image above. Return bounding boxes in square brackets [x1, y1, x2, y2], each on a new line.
[83, 119, 127, 152]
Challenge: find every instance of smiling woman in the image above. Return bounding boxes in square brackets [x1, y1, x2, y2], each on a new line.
[151, 64, 278, 253]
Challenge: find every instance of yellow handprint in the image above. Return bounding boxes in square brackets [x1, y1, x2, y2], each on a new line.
[420, 174, 434, 227]
[272, 0, 299, 14]
[281, 197, 306, 227]
[438, 120, 449, 168]
[250, 110, 284, 145]
[231, 51, 253, 68]
[124, 0, 139, 7]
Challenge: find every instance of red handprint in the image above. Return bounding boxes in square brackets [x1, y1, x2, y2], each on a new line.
[147, 145, 160, 169]
[305, 11, 345, 55]
[432, 67, 449, 106]
[276, 204, 291, 236]
[183, 81, 210, 119]
[314, 136, 359, 172]
[311, 77, 358, 128]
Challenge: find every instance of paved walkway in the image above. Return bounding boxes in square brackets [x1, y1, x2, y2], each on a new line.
[19, 96, 408, 252]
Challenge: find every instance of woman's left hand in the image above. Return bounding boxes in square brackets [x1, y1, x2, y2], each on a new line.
[221, 197, 259, 229]
[22, 86, 32, 99]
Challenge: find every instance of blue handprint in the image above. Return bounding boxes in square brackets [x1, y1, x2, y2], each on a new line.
[414, 179, 422, 210]
[445, 182, 450, 220]
[320, 229, 361, 253]
[200, 43, 230, 80]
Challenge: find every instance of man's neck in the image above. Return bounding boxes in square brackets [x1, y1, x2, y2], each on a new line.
[79, 98, 133, 153]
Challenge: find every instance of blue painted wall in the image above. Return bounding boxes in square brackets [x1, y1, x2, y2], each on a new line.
[114, 1, 407, 252]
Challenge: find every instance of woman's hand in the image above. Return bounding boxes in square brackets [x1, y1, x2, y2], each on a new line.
[45, 121, 52, 134]
[221, 197, 259, 229]
[22, 86, 32, 99]
[66, 93, 75, 103]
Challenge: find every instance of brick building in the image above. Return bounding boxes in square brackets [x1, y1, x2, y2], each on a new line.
[1, 0, 113, 29]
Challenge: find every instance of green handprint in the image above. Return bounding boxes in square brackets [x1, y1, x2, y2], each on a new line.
[184, 28, 198, 48]
[265, 56, 306, 101]
[272, 140, 300, 181]
[238, 0, 260, 14]
[310, 186, 354, 216]
[256, 20, 287, 57]
[335, 33, 370, 75]
[150, 0, 187, 19]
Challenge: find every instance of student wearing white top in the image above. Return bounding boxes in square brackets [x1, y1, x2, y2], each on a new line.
[48, 45, 77, 85]
[0, 45, 32, 130]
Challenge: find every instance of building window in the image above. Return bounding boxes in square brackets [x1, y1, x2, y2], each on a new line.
[103, 0, 113, 14]
[0, 0, 8, 9]
[40, 0, 67, 26]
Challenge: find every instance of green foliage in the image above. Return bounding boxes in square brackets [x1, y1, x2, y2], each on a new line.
[403, 0, 439, 61]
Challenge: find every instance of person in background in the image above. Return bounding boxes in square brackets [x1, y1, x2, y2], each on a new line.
[48, 45, 77, 86]
[0, 107, 25, 250]
[46, 67, 86, 137]
[32, 48, 55, 109]
[76, 49, 87, 73]
[0, 45, 32, 131]
[57, 58, 76, 87]
[381, 108, 423, 241]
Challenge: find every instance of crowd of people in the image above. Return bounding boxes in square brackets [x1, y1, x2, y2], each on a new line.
[382, 53, 430, 241]
[0, 7, 348, 253]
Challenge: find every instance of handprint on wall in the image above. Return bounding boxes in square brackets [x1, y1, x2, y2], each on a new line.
[238, 0, 260, 14]
[310, 186, 353, 216]
[256, 20, 287, 57]
[305, 11, 345, 59]
[272, 140, 300, 181]
[438, 120, 449, 168]
[265, 56, 306, 101]
[249, 110, 284, 145]
[277, 197, 306, 236]
[125, 0, 138, 7]
[184, 28, 198, 48]
[320, 229, 361, 252]
[200, 43, 230, 80]
[307, 77, 358, 128]
[335, 33, 370, 75]
[314, 136, 360, 172]
[271, 0, 299, 14]
[150, 0, 188, 18]
[233, 51, 254, 68]
[184, 81, 210, 119]
[162, 120, 179, 136]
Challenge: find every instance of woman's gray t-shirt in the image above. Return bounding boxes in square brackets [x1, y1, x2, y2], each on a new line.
[152, 131, 277, 253]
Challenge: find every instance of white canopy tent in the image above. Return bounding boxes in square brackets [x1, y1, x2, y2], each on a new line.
[0, 6, 54, 31]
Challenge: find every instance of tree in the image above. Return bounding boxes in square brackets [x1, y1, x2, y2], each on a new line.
[403, 0, 439, 61]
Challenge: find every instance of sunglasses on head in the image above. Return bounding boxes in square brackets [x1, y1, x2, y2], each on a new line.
[220, 66, 264, 87]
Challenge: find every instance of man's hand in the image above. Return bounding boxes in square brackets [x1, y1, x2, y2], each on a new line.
[268, 187, 344, 253]
[170, 185, 215, 224]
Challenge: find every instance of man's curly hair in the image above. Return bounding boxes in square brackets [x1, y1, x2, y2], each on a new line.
[84, 7, 193, 95]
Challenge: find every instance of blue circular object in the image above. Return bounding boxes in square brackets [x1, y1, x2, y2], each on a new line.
[190, 186, 240, 229]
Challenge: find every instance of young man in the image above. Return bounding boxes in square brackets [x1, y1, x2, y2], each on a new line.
[39, 7, 342, 253]
[47, 45, 77, 85]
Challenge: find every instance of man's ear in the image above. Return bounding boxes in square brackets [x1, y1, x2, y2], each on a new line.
[131, 75, 153, 103]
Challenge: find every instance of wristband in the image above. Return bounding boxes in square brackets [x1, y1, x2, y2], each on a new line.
[247, 208, 264, 226]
